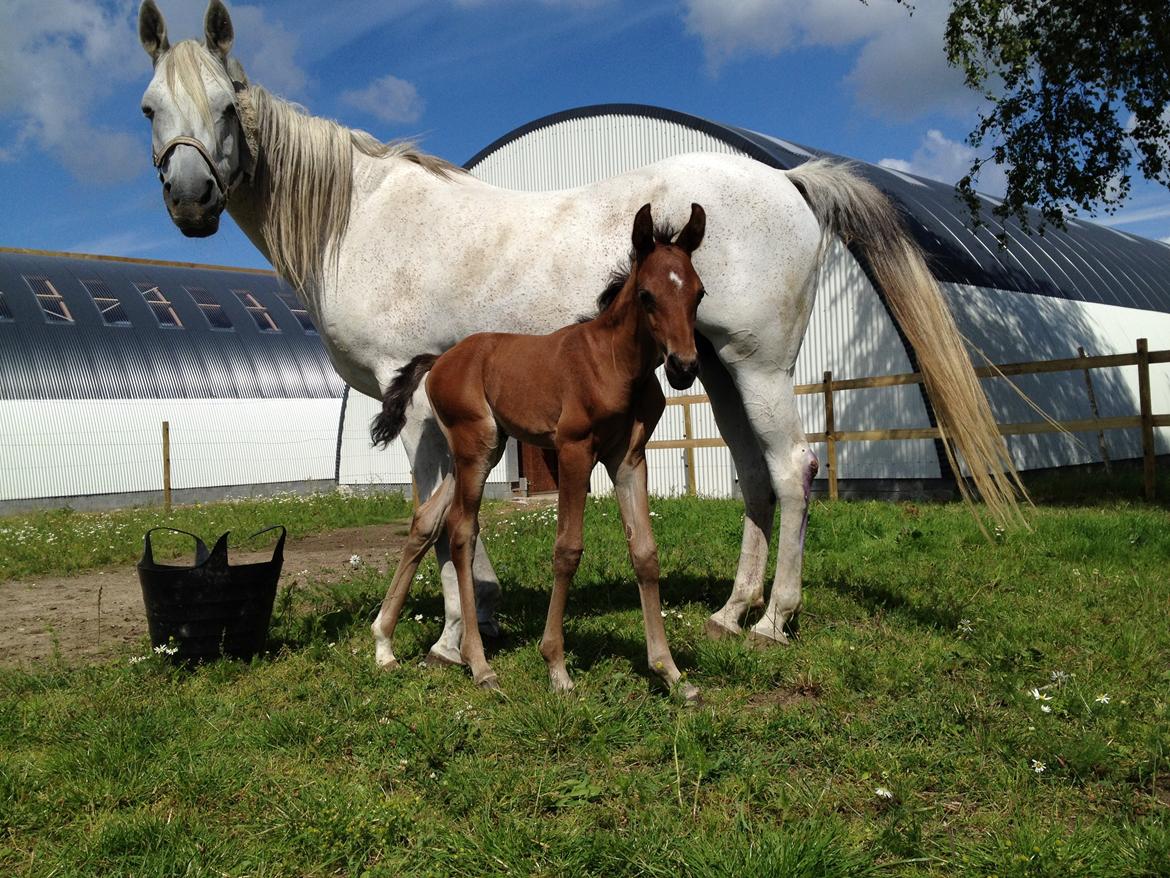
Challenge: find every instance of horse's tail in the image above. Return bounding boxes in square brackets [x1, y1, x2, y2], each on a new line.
[786, 158, 1026, 528]
[371, 353, 438, 447]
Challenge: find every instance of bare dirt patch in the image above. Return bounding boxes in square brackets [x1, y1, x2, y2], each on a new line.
[0, 523, 409, 669]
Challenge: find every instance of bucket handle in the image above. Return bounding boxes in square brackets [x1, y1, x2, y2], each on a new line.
[142, 527, 211, 567]
[237, 525, 287, 564]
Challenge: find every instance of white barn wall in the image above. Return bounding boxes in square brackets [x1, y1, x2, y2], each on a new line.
[0, 398, 339, 503]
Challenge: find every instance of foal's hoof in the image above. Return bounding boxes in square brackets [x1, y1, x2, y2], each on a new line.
[424, 647, 461, 668]
[745, 628, 790, 650]
[705, 616, 740, 641]
[375, 657, 400, 672]
[476, 673, 501, 691]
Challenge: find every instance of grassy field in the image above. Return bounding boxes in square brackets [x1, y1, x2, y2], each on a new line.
[1, 491, 1168, 876]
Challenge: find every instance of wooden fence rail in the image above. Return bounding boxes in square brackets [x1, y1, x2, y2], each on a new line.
[652, 339, 1168, 501]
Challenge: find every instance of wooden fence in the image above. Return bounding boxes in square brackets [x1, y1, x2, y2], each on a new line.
[648, 338, 1170, 501]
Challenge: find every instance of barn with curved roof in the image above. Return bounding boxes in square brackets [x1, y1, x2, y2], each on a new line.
[450, 103, 1170, 496]
[0, 248, 350, 509]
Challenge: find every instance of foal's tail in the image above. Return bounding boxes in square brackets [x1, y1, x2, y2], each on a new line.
[371, 354, 438, 447]
[786, 158, 1026, 528]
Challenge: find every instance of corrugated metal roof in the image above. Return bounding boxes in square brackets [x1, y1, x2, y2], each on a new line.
[0, 249, 345, 401]
[466, 104, 1170, 315]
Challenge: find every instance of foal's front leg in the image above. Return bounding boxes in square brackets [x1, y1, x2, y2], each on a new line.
[539, 442, 592, 692]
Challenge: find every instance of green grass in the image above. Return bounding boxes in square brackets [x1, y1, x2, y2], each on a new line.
[2, 494, 1169, 876]
[0, 491, 413, 580]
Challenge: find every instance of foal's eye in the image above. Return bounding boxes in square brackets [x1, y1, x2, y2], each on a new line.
[697, 288, 707, 302]
[638, 289, 655, 311]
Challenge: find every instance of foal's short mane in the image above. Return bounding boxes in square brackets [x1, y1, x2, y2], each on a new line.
[160, 40, 463, 293]
[594, 222, 680, 315]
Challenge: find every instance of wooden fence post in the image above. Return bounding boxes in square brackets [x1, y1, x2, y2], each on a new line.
[823, 371, 838, 500]
[162, 421, 172, 512]
[682, 400, 697, 496]
[1136, 338, 1155, 501]
[1077, 345, 1111, 475]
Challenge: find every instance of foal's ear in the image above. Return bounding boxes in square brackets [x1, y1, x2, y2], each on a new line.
[632, 203, 655, 262]
[139, 0, 170, 64]
[204, 0, 235, 60]
[675, 203, 706, 255]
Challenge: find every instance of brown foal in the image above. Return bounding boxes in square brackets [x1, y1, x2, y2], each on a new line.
[370, 203, 706, 700]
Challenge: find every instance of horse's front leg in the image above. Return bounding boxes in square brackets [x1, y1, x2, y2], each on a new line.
[399, 410, 502, 667]
[539, 441, 593, 693]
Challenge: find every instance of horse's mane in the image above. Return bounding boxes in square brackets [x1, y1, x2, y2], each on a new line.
[161, 40, 462, 293]
[593, 222, 680, 315]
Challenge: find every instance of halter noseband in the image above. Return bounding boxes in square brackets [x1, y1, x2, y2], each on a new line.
[152, 81, 257, 203]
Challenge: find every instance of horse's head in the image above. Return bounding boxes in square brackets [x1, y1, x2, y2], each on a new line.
[138, 0, 253, 238]
[631, 202, 706, 390]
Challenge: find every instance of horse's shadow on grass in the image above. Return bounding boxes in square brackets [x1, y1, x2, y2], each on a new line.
[812, 573, 967, 635]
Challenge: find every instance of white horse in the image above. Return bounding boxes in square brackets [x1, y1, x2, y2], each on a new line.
[138, 1, 1022, 669]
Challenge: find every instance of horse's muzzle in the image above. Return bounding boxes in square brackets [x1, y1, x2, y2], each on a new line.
[666, 354, 699, 390]
[167, 201, 223, 238]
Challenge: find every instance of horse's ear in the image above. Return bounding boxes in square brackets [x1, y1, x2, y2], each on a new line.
[675, 203, 706, 255]
[204, 0, 235, 60]
[139, 0, 170, 64]
[632, 203, 654, 262]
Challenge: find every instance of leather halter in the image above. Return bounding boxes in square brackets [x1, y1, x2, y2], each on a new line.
[152, 82, 256, 203]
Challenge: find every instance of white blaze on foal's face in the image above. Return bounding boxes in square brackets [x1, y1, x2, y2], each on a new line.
[668, 271, 684, 290]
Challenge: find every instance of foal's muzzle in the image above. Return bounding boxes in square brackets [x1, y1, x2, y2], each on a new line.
[665, 354, 699, 390]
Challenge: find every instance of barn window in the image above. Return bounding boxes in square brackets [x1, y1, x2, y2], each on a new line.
[232, 288, 279, 332]
[80, 279, 130, 326]
[276, 289, 316, 333]
[24, 275, 73, 324]
[186, 286, 234, 329]
[135, 282, 183, 327]
[0, 290, 12, 321]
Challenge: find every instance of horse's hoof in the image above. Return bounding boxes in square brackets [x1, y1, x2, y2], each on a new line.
[549, 676, 575, 694]
[424, 647, 461, 668]
[375, 657, 400, 671]
[745, 629, 789, 650]
[476, 673, 501, 691]
[705, 617, 739, 640]
[677, 683, 702, 706]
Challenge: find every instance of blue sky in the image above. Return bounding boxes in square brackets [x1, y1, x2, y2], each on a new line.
[2, 0, 1168, 271]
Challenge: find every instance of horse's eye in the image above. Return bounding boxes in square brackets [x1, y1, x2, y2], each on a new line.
[638, 289, 655, 311]
[141, 106, 154, 119]
[697, 287, 706, 302]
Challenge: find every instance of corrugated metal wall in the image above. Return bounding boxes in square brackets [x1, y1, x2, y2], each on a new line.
[0, 398, 339, 503]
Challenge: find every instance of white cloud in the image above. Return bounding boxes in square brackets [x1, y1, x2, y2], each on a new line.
[340, 75, 425, 125]
[0, 0, 142, 183]
[67, 228, 167, 258]
[683, 0, 979, 120]
[879, 129, 1008, 196]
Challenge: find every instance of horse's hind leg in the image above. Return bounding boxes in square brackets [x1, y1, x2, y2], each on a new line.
[724, 365, 818, 647]
[372, 474, 454, 668]
[698, 340, 775, 638]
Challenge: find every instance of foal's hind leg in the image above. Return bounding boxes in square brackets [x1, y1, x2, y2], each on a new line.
[400, 411, 501, 667]
[372, 475, 454, 669]
[698, 341, 775, 638]
[446, 430, 506, 689]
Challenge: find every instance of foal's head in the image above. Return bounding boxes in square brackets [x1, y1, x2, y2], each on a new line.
[631, 203, 706, 390]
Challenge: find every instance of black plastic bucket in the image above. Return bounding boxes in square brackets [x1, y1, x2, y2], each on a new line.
[137, 526, 285, 663]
